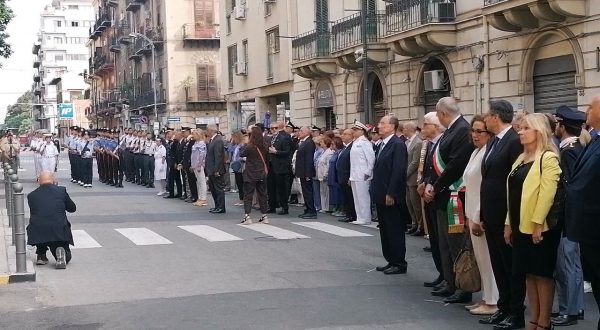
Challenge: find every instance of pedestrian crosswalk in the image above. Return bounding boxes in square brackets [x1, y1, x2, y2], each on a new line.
[68, 222, 374, 249]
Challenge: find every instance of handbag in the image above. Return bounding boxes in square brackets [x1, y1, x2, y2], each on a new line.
[454, 235, 481, 293]
[539, 150, 565, 230]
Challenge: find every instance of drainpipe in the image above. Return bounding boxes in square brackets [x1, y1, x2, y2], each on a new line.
[343, 71, 350, 127]
[483, 15, 490, 113]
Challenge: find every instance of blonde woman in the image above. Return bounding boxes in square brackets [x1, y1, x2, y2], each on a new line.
[505, 113, 562, 330]
[191, 130, 208, 206]
[316, 137, 334, 213]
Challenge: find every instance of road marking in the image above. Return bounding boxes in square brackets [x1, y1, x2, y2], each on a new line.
[71, 230, 102, 249]
[115, 228, 173, 246]
[238, 223, 309, 240]
[292, 222, 372, 237]
[178, 225, 243, 242]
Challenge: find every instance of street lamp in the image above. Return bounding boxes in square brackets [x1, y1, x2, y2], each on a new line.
[129, 32, 158, 131]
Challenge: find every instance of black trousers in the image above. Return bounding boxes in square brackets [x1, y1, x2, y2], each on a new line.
[267, 165, 278, 209]
[68, 153, 75, 180]
[275, 173, 290, 211]
[424, 202, 443, 278]
[580, 243, 600, 327]
[80, 157, 93, 185]
[72, 154, 81, 182]
[377, 203, 407, 268]
[168, 166, 182, 196]
[341, 183, 356, 220]
[300, 177, 315, 214]
[113, 156, 123, 184]
[186, 168, 197, 200]
[234, 172, 244, 200]
[134, 154, 144, 183]
[143, 155, 154, 184]
[36, 241, 71, 263]
[243, 180, 268, 214]
[126, 150, 135, 180]
[181, 169, 188, 197]
[208, 174, 226, 210]
[96, 153, 103, 180]
[485, 224, 526, 316]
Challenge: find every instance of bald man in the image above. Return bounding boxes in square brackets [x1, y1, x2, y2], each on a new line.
[566, 95, 600, 328]
[27, 172, 76, 269]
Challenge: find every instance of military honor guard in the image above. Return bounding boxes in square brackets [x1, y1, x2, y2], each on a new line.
[142, 131, 156, 188]
[0, 129, 21, 172]
[78, 130, 94, 188]
[40, 133, 59, 173]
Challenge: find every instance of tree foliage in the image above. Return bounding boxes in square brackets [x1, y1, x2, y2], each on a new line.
[4, 91, 32, 134]
[0, 0, 13, 62]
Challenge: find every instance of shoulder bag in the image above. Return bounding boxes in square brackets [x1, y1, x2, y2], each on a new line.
[539, 150, 565, 230]
[454, 234, 481, 293]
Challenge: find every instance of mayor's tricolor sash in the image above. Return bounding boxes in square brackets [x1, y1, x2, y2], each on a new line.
[433, 143, 466, 234]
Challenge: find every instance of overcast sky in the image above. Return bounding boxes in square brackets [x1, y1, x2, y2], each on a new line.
[0, 0, 49, 123]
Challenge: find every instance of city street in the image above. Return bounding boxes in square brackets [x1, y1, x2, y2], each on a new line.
[0, 152, 596, 330]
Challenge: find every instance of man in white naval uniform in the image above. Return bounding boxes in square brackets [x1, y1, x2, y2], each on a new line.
[349, 120, 375, 225]
[40, 134, 59, 173]
[30, 132, 43, 177]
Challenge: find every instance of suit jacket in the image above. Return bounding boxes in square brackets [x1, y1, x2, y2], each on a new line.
[406, 135, 423, 186]
[294, 137, 316, 179]
[26, 185, 76, 246]
[270, 130, 293, 174]
[425, 116, 474, 209]
[336, 142, 352, 185]
[480, 128, 522, 227]
[206, 134, 226, 175]
[240, 144, 268, 182]
[566, 136, 600, 245]
[370, 135, 408, 205]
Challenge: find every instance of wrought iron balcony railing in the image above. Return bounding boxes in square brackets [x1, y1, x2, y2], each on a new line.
[292, 29, 331, 62]
[384, 0, 456, 36]
[331, 12, 387, 52]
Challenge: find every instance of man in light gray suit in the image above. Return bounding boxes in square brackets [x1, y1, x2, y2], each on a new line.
[404, 122, 423, 235]
[205, 125, 226, 213]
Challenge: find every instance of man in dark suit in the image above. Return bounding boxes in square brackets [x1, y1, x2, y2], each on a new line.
[295, 126, 317, 219]
[336, 129, 355, 223]
[165, 131, 182, 198]
[566, 95, 600, 329]
[27, 172, 76, 269]
[370, 115, 409, 275]
[182, 128, 197, 203]
[478, 100, 524, 329]
[268, 122, 293, 215]
[176, 129, 189, 200]
[206, 125, 226, 213]
[423, 97, 474, 304]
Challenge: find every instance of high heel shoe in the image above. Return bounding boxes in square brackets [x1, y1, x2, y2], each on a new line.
[241, 215, 252, 225]
[259, 215, 269, 224]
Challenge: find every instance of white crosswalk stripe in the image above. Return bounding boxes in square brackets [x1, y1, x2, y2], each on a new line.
[238, 223, 309, 240]
[71, 230, 102, 249]
[293, 222, 372, 237]
[178, 225, 243, 242]
[115, 228, 173, 246]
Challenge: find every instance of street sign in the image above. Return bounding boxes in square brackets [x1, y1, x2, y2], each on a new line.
[153, 122, 160, 130]
[58, 103, 74, 120]
[130, 115, 140, 123]
[167, 116, 180, 123]
[139, 115, 148, 124]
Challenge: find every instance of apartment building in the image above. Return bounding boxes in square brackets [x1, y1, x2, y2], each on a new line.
[287, 0, 599, 128]
[88, 0, 225, 132]
[31, 0, 94, 133]
[220, 0, 295, 130]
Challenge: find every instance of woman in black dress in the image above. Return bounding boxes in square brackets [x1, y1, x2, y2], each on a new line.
[505, 113, 562, 330]
[239, 127, 270, 225]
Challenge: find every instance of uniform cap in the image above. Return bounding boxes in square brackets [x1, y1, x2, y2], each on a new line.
[43, 133, 52, 137]
[286, 121, 296, 129]
[555, 105, 586, 127]
[311, 125, 321, 132]
[352, 120, 369, 131]
[181, 126, 191, 131]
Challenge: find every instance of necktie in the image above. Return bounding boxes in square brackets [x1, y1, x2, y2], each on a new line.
[485, 136, 500, 163]
[377, 142, 385, 159]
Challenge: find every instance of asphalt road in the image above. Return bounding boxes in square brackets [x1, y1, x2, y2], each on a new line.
[0, 152, 596, 330]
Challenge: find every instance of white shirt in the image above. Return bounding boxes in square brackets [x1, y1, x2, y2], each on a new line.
[144, 140, 157, 155]
[378, 134, 394, 155]
[446, 115, 461, 129]
[495, 125, 512, 141]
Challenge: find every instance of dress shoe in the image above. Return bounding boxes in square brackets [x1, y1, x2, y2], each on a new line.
[147, 184, 155, 188]
[423, 246, 432, 252]
[492, 315, 524, 330]
[411, 229, 424, 236]
[116, 183, 123, 188]
[383, 265, 407, 275]
[551, 314, 578, 326]
[338, 217, 354, 223]
[299, 213, 317, 219]
[443, 290, 472, 304]
[55, 247, 67, 269]
[577, 310, 584, 320]
[406, 226, 417, 234]
[376, 264, 392, 272]
[36, 254, 48, 265]
[266, 208, 277, 214]
[479, 310, 508, 325]
[423, 276, 443, 288]
[277, 209, 289, 215]
[431, 286, 454, 297]
[163, 195, 175, 199]
[433, 280, 448, 291]
[209, 208, 226, 214]
[179, 195, 187, 200]
[470, 305, 498, 316]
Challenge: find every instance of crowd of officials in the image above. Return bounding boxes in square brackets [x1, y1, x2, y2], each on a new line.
[40, 94, 600, 330]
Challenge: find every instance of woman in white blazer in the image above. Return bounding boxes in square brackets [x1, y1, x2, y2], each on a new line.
[317, 137, 334, 213]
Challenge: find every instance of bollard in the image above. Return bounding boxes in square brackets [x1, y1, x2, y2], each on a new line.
[2, 164, 8, 212]
[9, 173, 18, 245]
[5, 169, 14, 239]
[12, 182, 26, 273]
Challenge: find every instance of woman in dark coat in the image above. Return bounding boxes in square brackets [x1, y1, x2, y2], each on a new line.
[328, 137, 344, 215]
[240, 127, 270, 225]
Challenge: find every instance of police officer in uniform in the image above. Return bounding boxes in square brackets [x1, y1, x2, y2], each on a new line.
[142, 131, 156, 188]
[552, 106, 587, 326]
[78, 129, 94, 188]
[0, 129, 20, 172]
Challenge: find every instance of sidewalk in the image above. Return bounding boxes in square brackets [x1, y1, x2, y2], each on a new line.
[0, 208, 35, 284]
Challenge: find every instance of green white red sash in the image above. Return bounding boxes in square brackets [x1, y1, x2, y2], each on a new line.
[433, 142, 466, 234]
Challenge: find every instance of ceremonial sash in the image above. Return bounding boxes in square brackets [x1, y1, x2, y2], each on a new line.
[433, 143, 466, 234]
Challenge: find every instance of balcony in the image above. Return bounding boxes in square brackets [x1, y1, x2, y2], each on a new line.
[32, 42, 41, 55]
[125, 0, 141, 12]
[109, 36, 121, 52]
[89, 26, 101, 40]
[145, 26, 164, 49]
[34, 83, 43, 96]
[331, 12, 388, 69]
[131, 89, 166, 110]
[93, 47, 115, 75]
[117, 20, 132, 44]
[33, 73, 41, 82]
[182, 23, 220, 45]
[107, 0, 118, 7]
[483, 0, 585, 32]
[383, 0, 457, 56]
[127, 44, 142, 61]
[33, 56, 41, 68]
[96, 8, 112, 31]
[291, 29, 337, 79]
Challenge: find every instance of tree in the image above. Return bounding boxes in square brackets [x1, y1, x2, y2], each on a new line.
[4, 91, 32, 134]
[0, 0, 13, 64]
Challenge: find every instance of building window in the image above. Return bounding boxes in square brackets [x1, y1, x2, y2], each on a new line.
[242, 39, 248, 65]
[266, 27, 279, 79]
[197, 64, 218, 100]
[226, 15, 231, 35]
[54, 37, 63, 44]
[193, 0, 215, 38]
[54, 54, 64, 61]
[264, 2, 273, 16]
[55, 20, 62, 27]
[227, 44, 237, 89]
[71, 21, 79, 27]
[68, 5, 79, 9]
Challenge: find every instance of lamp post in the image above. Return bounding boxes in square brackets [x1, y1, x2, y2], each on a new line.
[129, 32, 158, 132]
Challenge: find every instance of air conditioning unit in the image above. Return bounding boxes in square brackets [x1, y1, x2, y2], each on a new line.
[234, 5, 246, 20]
[235, 62, 247, 75]
[424, 70, 445, 91]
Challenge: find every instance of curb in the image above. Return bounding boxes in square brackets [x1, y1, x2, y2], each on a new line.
[0, 208, 36, 284]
